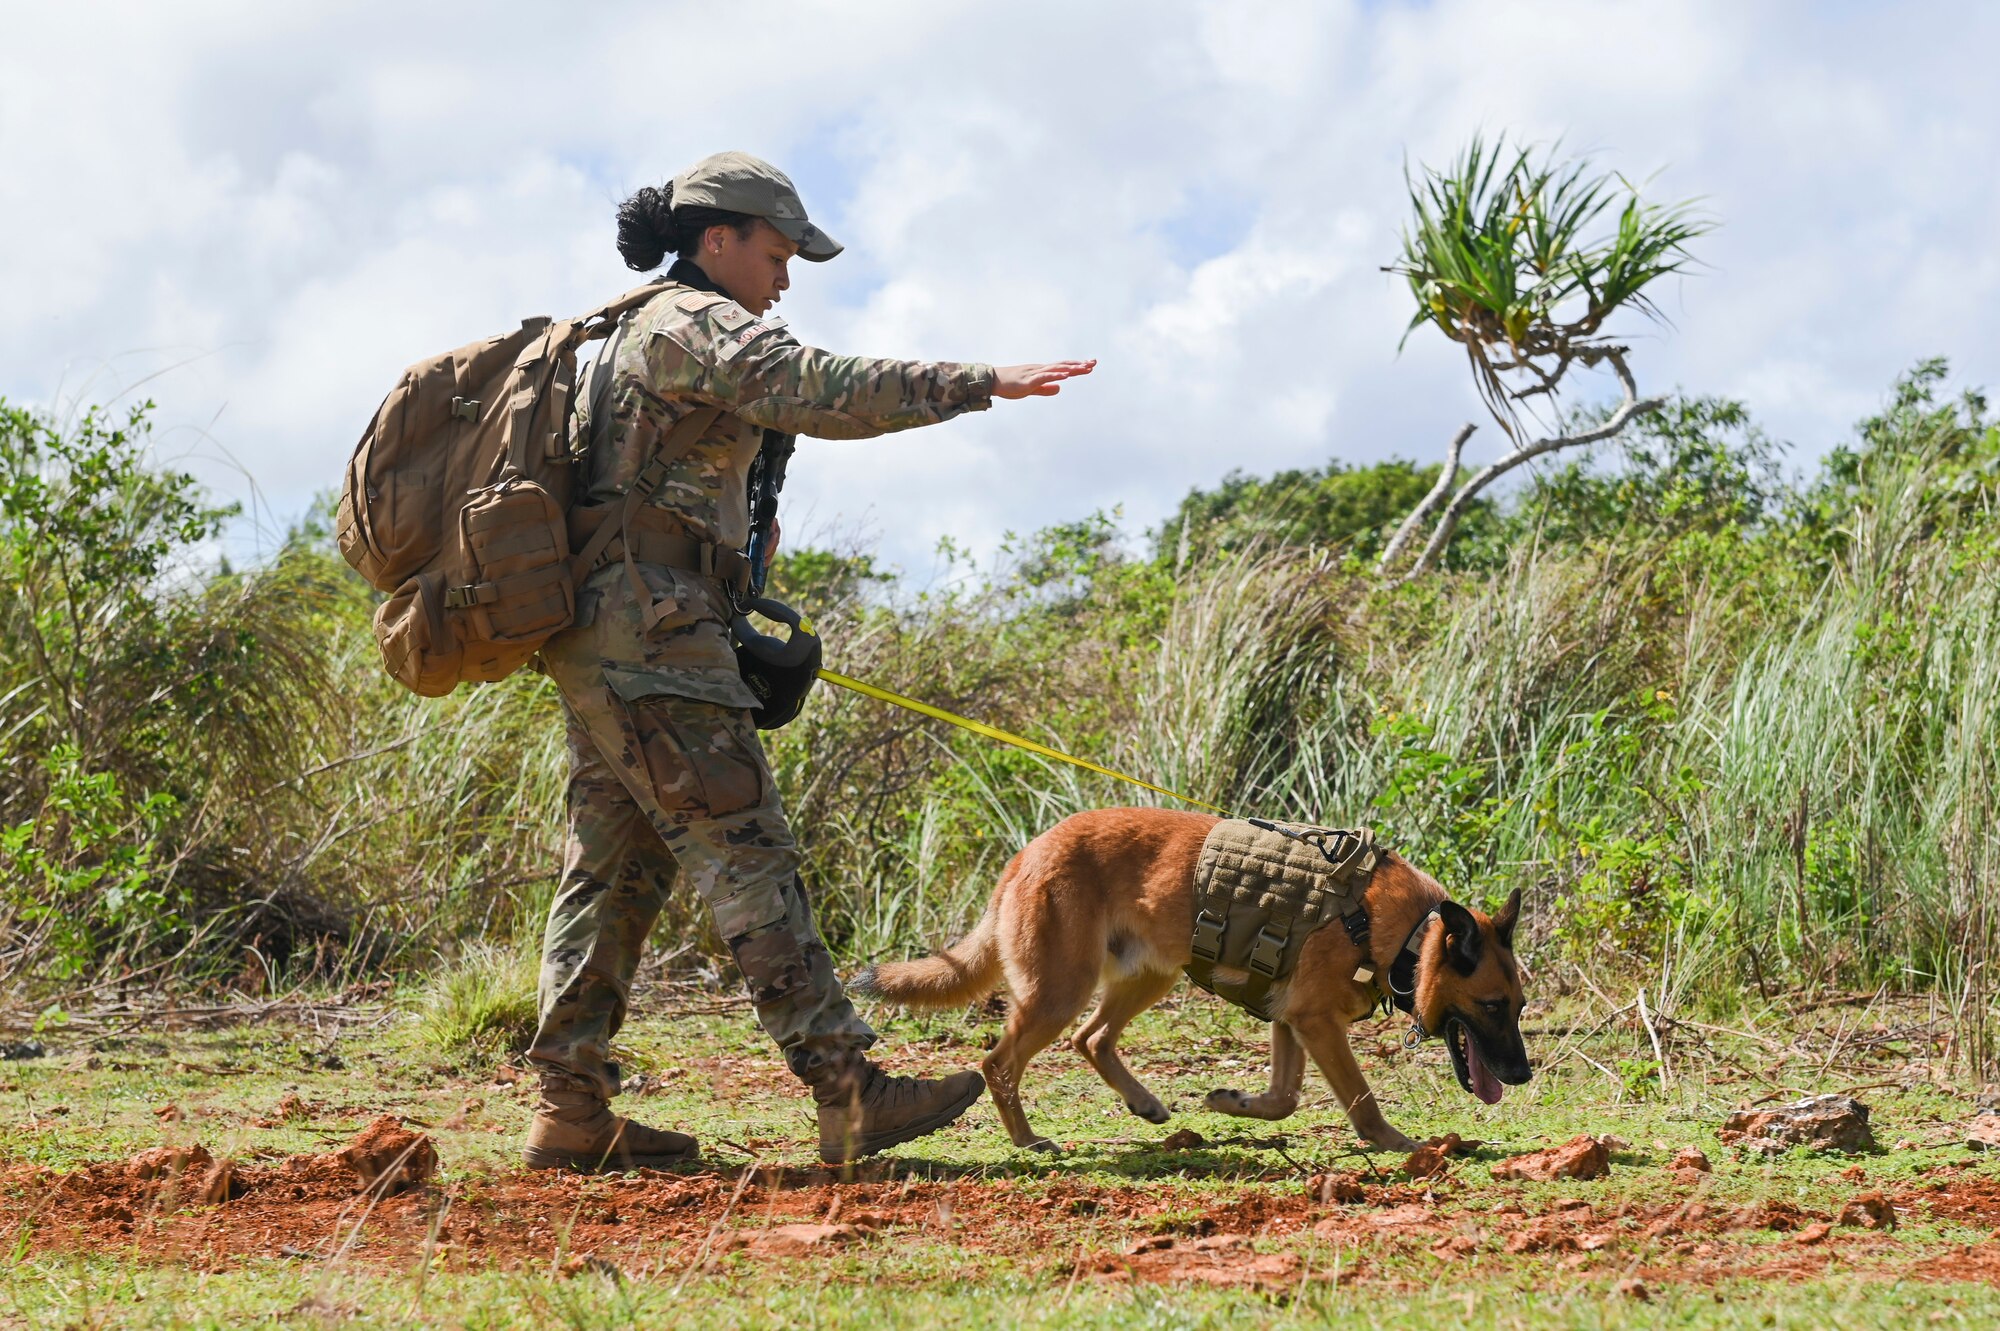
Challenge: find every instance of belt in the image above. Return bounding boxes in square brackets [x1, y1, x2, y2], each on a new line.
[569, 504, 751, 595]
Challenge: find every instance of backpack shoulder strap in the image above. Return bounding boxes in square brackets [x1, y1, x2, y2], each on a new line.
[579, 278, 675, 330]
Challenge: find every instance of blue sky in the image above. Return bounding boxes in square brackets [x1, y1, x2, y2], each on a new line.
[5, 0, 1998, 579]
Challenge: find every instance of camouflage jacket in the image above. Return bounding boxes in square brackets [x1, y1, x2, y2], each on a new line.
[566, 260, 994, 709]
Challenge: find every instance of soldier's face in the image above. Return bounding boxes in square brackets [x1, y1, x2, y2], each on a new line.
[703, 220, 798, 316]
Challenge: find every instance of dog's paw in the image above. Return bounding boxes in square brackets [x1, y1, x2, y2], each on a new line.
[1126, 1097, 1170, 1125]
[1362, 1130, 1420, 1153]
[1204, 1088, 1249, 1116]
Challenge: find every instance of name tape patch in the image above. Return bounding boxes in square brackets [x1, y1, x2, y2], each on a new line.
[714, 321, 782, 364]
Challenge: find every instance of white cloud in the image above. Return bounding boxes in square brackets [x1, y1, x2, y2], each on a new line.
[5, 0, 1999, 572]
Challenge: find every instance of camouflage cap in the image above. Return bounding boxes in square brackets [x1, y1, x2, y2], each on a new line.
[672, 151, 842, 262]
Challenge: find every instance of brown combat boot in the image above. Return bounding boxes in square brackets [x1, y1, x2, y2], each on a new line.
[810, 1054, 985, 1165]
[522, 1071, 698, 1171]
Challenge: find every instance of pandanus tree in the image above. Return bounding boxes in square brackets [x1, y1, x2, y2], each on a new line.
[1377, 136, 1713, 580]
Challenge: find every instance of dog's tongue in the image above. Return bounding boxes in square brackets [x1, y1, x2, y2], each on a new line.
[1468, 1036, 1504, 1105]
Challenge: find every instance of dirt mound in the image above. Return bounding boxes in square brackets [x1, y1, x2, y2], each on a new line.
[1731, 1199, 1827, 1232]
[335, 1115, 437, 1194]
[125, 1144, 212, 1182]
[1403, 1133, 1480, 1180]
[1839, 1193, 1896, 1231]
[1491, 1136, 1610, 1181]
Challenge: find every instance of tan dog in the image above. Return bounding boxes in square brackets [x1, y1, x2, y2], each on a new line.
[854, 808, 1529, 1152]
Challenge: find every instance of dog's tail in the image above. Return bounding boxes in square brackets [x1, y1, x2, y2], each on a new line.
[850, 899, 1003, 1011]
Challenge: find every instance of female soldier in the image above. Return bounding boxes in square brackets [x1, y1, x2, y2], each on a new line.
[524, 150, 1094, 1169]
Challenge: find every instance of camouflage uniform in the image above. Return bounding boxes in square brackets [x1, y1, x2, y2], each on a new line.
[528, 260, 994, 1097]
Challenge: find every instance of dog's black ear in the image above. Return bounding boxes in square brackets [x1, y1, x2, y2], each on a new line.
[1493, 888, 1521, 950]
[1437, 900, 1483, 976]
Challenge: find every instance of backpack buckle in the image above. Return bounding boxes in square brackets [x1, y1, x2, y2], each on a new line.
[451, 396, 481, 422]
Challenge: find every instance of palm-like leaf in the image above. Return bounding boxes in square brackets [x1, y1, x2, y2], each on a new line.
[1388, 135, 1711, 435]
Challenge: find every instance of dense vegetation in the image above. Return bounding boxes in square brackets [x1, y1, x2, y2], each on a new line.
[3, 362, 1997, 1070]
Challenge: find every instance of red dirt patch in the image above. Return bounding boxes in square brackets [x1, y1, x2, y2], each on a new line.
[8, 1141, 1999, 1292]
[1897, 1168, 2000, 1228]
[1915, 1239, 2000, 1283]
[1098, 1238, 1304, 1291]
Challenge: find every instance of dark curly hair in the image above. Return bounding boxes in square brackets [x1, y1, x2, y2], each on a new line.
[614, 183, 758, 272]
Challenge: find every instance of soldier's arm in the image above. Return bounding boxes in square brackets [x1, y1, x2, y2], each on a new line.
[733, 332, 994, 438]
[644, 294, 992, 440]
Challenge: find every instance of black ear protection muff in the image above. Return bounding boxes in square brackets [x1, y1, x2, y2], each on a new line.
[730, 597, 821, 730]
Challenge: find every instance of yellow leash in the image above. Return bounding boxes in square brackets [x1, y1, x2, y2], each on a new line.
[814, 668, 1229, 816]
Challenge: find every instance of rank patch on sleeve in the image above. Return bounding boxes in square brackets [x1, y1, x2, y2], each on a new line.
[708, 302, 756, 332]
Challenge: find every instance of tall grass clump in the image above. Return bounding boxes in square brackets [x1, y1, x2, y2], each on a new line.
[414, 941, 541, 1062]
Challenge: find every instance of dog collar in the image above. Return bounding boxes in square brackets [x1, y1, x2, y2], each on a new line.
[1386, 905, 1442, 1039]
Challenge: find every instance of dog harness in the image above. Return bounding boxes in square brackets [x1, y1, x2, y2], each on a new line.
[1185, 819, 1382, 1021]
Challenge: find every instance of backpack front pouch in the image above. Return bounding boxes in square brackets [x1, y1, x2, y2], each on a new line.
[457, 481, 576, 644]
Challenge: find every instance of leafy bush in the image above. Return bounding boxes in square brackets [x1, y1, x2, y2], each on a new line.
[1, 746, 178, 978]
[0, 400, 339, 980]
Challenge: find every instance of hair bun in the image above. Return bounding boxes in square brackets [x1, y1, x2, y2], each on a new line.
[615, 183, 675, 272]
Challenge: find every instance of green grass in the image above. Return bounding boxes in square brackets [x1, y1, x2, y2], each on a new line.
[9, 1260, 1998, 1331]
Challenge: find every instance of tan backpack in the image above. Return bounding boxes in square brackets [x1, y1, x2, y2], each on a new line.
[335, 281, 703, 696]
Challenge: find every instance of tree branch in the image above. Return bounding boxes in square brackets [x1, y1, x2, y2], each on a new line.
[1377, 422, 1475, 573]
[1392, 351, 1663, 584]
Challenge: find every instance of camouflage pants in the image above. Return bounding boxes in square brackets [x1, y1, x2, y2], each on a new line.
[527, 579, 875, 1099]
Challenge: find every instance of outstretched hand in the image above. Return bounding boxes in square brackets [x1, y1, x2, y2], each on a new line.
[992, 360, 1097, 399]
